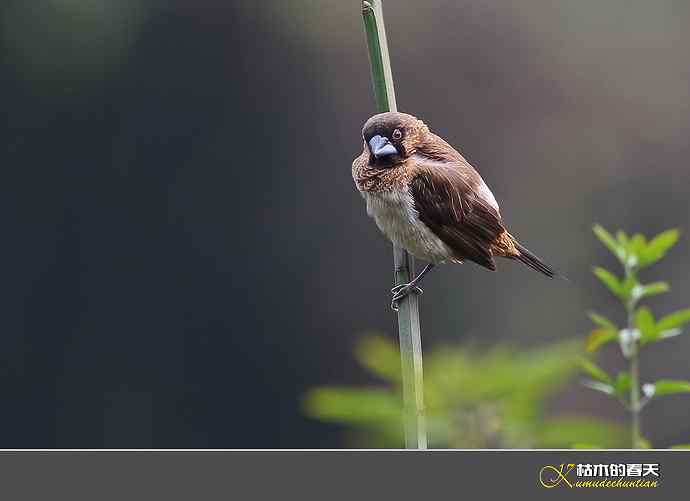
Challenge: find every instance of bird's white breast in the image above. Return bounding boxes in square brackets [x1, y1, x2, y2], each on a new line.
[362, 190, 455, 264]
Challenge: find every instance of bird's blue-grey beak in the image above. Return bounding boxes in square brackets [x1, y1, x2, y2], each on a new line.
[369, 135, 398, 159]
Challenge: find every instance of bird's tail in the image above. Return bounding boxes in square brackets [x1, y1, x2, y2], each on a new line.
[513, 241, 558, 278]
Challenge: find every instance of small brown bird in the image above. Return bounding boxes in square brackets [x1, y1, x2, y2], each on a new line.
[352, 112, 556, 309]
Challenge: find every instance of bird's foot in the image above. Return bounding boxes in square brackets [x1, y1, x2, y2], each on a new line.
[390, 283, 423, 311]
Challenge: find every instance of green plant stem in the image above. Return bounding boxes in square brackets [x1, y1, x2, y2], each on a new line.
[361, 0, 427, 449]
[630, 352, 641, 448]
[624, 266, 641, 448]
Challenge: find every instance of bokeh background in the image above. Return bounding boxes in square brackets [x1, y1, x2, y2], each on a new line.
[2, 0, 690, 447]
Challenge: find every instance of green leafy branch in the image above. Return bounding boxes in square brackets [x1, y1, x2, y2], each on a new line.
[305, 336, 627, 448]
[583, 225, 690, 448]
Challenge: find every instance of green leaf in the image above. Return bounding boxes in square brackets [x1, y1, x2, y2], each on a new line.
[671, 444, 690, 449]
[614, 372, 631, 398]
[586, 329, 617, 353]
[638, 437, 653, 449]
[621, 274, 638, 300]
[631, 233, 647, 257]
[635, 307, 656, 342]
[616, 230, 630, 249]
[593, 225, 625, 263]
[656, 309, 690, 332]
[639, 282, 670, 299]
[650, 379, 690, 397]
[303, 387, 401, 425]
[657, 328, 683, 340]
[593, 267, 624, 298]
[582, 380, 615, 395]
[541, 417, 628, 448]
[578, 358, 611, 384]
[355, 336, 401, 382]
[638, 309, 690, 346]
[639, 328, 683, 346]
[588, 311, 617, 330]
[639, 229, 680, 267]
[649, 228, 680, 252]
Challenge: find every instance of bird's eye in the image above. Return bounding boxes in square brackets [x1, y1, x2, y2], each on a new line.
[392, 128, 402, 140]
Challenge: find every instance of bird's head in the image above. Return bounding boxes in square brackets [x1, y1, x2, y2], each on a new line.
[361, 112, 428, 166]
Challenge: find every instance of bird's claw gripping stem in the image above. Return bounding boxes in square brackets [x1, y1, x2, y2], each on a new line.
[390, 283, 423, 311]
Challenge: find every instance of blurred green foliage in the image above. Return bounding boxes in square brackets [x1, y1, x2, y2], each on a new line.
[586, 226, 690, 356]
[583, 226, 690, 448]
[304, 336, 627, 448]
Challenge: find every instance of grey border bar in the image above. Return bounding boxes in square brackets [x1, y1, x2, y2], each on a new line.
[0, 451, 686, 500]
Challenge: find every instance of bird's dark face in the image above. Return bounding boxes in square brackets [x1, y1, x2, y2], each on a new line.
[361, 112, 426, 167]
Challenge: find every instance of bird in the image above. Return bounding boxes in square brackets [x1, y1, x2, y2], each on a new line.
[351, 111, 557, 310]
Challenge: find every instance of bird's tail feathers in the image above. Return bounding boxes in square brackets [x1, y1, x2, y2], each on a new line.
[513, 241, 561, 279]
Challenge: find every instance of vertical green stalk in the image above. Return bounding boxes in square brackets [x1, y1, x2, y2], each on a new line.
[624, 265, 641, 448]
[361, 0, 427, 449]
[630, 354, 641, 448]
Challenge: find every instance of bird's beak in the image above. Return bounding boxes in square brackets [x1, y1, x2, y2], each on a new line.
[369, 135, 398, 159]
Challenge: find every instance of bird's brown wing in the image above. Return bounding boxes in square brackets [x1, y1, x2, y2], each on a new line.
[409, 157, 506, 270]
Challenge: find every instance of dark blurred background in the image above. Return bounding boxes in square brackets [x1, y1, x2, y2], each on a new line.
[2, 0, 690, 447]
